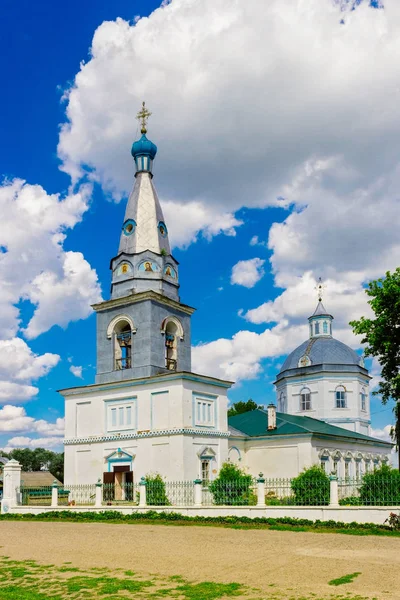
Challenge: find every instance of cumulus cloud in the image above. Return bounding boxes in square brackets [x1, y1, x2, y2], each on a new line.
[55, 0, 400, 383]
[231, 258, 266, 289]
[0, 179, 102, 339]
[193, 322, 307, 382]
[2, 436, 63, 451]
[0, 338, 60, 403]
[0, 404, 64, 436]
[69, 365, 83, 379]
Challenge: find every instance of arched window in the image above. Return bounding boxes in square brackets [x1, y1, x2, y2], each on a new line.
[335, 385, 346, 408]
[278, 392, 286, 413]
[162, 318, 183, 371]
[323, 321, 328, 334]
[300, 387, 311, 411]
[361, 387, 367, 411]
[315, 322, 320, 335]
[113, 320, 132, 370]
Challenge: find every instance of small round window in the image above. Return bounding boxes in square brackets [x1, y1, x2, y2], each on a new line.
[123, 219, 136, 236]
[158, 221, 168, 237]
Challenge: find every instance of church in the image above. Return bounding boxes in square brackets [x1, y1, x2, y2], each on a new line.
[61, 105, 392, 486]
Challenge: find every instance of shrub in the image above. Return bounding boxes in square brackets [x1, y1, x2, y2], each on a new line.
[359, 465, 400, 506]
[339, 496, 361, 506]
[209, 462, 256, 506]
[291, 465, 330, 506]
[145, 473, 170, 506]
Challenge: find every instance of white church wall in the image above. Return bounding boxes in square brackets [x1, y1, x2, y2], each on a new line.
[277, 370, 371, 435]
[63, 374, 230, 484]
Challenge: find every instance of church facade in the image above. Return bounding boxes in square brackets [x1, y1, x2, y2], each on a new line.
[61, 106, 232, 486]
[61, 107, 392, 486]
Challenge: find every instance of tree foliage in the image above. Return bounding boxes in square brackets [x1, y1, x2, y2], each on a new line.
[350, 268, 400, 467]
[227, 399, 260, 418]
[359, 465, 400, 506]
[209, 462, 256, 505]
[145, 473, 170, 506]
[291, 465, 330, 506]
[6, 448, 64, 483]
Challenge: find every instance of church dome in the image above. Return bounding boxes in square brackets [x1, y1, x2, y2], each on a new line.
[131, 134, 157, 160]
[279, 336, 362, 374]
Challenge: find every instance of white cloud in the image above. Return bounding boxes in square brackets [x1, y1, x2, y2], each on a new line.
[0, 179, 102, 339]
[193, 322, 306, 382]
[231, 258, 266, 289]
[0, 405, 64, 436]
[249, 236, 267, 248]
[58, 1, 400, 225]
[0, 338, 60, 403]
[370, 424, 393, 444]
[69, 365, 83, 379]
[2, 436, 63, 451]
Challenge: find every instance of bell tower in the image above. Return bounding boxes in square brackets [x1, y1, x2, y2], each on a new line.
[93, 103, 195, 383]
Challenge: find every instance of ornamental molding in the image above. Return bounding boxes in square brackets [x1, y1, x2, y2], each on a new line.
[92, 289, 195, 316]
[64, 428, 230, 446]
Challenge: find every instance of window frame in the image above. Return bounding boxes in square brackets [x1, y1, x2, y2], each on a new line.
[106, 398, 137, 433]
[335, 385, 347, 409]
[300, 388, 312, 411]
[193, 394, 216, 428]
[361, 387, 367, 412]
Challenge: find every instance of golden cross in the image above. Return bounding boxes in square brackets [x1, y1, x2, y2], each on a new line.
[315, 277, 325, 302]
[136, 101, 152, 134]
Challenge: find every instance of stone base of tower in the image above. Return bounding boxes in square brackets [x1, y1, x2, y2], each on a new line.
[61, 371, 232, 485]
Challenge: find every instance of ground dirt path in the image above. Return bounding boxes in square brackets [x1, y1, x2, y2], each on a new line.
[0, 521, 399, 599]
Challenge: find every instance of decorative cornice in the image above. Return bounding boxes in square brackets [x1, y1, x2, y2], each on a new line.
[64, 428, 230, 446]
[92, 289, 195, 316]
[58, 371, 233, 396]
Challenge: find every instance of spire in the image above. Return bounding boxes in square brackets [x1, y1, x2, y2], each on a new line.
[308, 278, 333, 338]
[110, 104, 179, 302]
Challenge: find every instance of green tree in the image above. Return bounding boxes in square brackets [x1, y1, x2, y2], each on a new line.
[48, 453, 64, 483]
[359, 464, 400, 505]
[291, 465, 330, 506]
[350, 268, 400, 469]
[7, 448, 64, 480]
[209, 462, 256, 505]
[145, 473, 170, 506]
[228, 399, 260, 418]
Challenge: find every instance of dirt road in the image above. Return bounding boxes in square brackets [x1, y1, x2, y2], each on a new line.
[0, 521, 399, 599]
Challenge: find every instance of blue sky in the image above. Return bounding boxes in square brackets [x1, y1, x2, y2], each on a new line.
[0, 0, 397, 451]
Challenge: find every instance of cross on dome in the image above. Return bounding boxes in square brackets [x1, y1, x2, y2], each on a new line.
[315, 277, 326, 303]
[136, 101, 152, 134]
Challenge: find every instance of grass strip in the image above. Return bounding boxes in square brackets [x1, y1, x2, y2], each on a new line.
[329, 572, 361, 586]
[0, 509, 399, 537]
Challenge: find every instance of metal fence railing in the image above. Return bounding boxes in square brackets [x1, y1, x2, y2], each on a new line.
[19, 486, 54, 506]
[264, 477, 330, 506]
[103, 482, 140, 504]
[338, 477, 400, 506]
[202, 478, 258, 506]
[16, 475, 400, 508]
[64, 484, 96, 506]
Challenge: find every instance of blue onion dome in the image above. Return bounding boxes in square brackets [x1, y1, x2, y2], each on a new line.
[131, 134, 157, 160]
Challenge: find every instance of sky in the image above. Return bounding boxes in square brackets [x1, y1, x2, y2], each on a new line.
[0, 0, 398, 453]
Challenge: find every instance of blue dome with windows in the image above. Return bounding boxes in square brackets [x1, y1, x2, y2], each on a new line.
[131, 134, 157, 160]
[278, 337, 362, 375]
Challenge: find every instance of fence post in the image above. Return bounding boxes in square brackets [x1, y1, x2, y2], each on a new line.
[51, 480, 59, 508]
[95, 478, 103, 508]
[1, 459, 21, 513]
[257, 473, 266, 507]
[329, 474, 339, 507]
[139, 477, 147, 508]
[193, 479, 202, 507]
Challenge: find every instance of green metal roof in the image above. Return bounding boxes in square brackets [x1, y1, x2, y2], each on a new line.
[228, 409, 392, 446]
